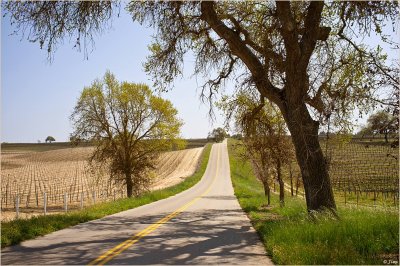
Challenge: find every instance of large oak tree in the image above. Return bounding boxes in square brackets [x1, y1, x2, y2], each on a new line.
[128, 1, 398, 212]
[4, 1, 398, 211]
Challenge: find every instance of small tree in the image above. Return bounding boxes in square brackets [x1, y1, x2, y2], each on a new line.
[366, 111, 397, 143]
[208, 127, 227, 143]
[71, 72, 183, 197]
[219, 92, 294, 206]
[45, 136, 55, 143]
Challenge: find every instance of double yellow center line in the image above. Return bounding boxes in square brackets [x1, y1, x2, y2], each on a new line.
[88, 146, 220, 265]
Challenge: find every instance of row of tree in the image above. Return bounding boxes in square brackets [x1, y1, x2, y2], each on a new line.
[219, 92, 293, 207]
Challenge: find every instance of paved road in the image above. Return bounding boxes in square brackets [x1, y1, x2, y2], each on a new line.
[2, 141, 273, 265]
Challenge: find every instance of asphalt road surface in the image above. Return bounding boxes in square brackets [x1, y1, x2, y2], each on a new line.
[2, 141, 273, 265]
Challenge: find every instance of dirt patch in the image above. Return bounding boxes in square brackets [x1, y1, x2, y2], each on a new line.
[13, 147, 95, 162]
[152, 147, 204, 190]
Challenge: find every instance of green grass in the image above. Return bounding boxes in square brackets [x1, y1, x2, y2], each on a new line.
[1, 143, 212, 248]
[228, 139, 399, 265]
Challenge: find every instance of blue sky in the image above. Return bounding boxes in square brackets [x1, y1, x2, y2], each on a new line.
[1, 8, 225, 143]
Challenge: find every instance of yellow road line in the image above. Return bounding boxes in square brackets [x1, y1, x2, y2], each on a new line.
[88, 145, 221, 265]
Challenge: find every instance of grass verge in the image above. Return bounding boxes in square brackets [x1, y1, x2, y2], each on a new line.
[228, 139, 399, 265]
[1, 143, 212, 248]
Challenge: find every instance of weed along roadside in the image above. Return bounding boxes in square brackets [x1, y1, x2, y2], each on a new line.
[1, 144, 212, 248]
[227, 139, 399, 265]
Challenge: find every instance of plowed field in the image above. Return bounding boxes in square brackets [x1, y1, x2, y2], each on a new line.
[1, 146, 204, 220]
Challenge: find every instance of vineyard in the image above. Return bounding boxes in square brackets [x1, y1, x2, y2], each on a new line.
[327, 139, 398, 207]
[1, 145, 204, 221]
[284, 138, 399, 208]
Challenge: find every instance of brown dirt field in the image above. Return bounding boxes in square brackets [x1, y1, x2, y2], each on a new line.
[1, 146, 204, 221]
[152, 147, 204, 190]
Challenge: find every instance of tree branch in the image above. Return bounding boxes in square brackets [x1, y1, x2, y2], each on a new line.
[275, 1, 300, 61]
[200, 1, 282, 106]
[300, 1, 328, 69]
[224, 13, 285, 71]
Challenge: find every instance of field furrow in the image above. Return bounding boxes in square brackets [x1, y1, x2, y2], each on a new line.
[1, 146, 204, 221]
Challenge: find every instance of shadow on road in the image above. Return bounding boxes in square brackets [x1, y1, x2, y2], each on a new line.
[2, 207, 266, 265]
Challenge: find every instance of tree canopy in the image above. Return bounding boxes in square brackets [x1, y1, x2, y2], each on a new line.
[208, 127, 227, 143]
[45, 136, 55, 143]
[71, 71, 183, 197]
[366, 110, 397, 142]
[128, 2, 398, 122]
[3, 1, 119, 60]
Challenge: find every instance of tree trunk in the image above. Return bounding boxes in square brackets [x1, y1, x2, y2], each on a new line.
[126, 174, 133, 198]
[277, 160, 284, 207]
[263, 181, 271, 206]
[283, 103, 336, 212]
[289, 163, 294, 196]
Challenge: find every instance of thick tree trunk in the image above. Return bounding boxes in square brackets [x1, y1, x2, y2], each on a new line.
[277, 160, 285, 207]
[283, 104, 336, 212]
[263, 181, 271, 206]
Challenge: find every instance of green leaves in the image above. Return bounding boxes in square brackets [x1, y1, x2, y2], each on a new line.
[70, 72, 183, 197]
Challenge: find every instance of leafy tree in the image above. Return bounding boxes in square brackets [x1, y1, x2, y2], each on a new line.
[128, 2, 400, 212]
[45, 136, 55, 143]
[208, 127, 227, 143]
[366, 110, 397, 143]
[71, 72, 183, 197]
[4, 1, 399, 212]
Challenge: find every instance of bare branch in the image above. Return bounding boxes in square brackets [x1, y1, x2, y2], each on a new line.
[200, 1, 282, 106]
